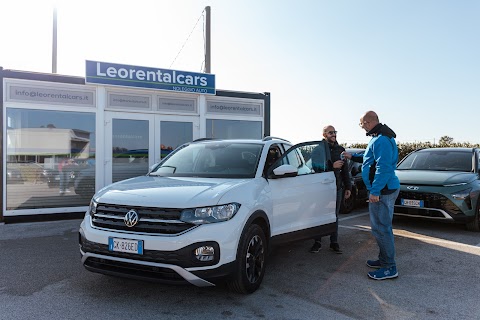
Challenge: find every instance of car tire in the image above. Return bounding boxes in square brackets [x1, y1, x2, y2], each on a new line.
[465, 203, 480, 232]
[340, 190, 356, 214]
[227, 224, 266, 294]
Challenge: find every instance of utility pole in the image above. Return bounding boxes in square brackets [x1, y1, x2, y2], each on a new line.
[52, 7, 58, 73]
[204, 6, 211, 73]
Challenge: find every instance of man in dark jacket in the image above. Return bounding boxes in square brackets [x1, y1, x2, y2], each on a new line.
[310, 125, 352, 254]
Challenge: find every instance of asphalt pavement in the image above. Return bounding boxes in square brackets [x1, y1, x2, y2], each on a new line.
[0, 209, 479, 320]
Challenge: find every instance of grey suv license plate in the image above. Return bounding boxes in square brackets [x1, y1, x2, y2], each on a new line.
[401, 199, 424, 207]
[108, 237, 144, 254]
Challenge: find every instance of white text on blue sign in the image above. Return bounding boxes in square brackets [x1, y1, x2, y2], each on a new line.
[85, 61, 215, 95]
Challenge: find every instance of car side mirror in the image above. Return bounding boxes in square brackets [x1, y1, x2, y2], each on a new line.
[271, 164, 298, 178]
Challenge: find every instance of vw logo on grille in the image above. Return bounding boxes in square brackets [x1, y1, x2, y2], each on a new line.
[407, 186, 419, 190]
[124, 210, 139, 227]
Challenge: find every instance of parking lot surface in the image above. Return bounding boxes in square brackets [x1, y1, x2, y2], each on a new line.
[1, 208, 479, 320]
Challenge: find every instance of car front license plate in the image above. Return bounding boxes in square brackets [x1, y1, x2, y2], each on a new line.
[108, 237, 143, 254]
[401, 199, 424, 207]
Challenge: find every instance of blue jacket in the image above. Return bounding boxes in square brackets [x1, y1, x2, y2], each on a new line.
[361, 130, 400, 196]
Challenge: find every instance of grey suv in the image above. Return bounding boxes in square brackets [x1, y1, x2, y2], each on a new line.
[395, 147, 480, 231]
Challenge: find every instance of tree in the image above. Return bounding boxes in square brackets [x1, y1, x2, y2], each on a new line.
[439, 136, 454, 145]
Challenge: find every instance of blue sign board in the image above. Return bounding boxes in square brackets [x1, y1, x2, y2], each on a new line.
[85, 60, 215, 95]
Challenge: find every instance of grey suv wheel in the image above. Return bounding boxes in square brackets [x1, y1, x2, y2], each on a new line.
[466, 202, 480, 232]
[340, 189, 356, 214]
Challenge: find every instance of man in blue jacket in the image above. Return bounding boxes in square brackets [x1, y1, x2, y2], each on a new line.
[344, 111, 400, 280]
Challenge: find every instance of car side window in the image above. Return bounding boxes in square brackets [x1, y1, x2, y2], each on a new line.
[307, 143, 330, 173]
[477, 151, 480, 171]
[285, 149, 302, 168]
[276, 141, 331, 176]
[264, 145, 283, 176]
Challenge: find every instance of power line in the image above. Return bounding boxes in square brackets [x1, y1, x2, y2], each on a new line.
[169, 9, 205, 69]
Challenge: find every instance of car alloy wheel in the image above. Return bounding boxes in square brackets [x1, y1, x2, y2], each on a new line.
[228, 224, 266, 293]
[245, 234, 264, 284]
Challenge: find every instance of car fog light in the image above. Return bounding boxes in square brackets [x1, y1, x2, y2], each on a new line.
[195, 246, 215, 261]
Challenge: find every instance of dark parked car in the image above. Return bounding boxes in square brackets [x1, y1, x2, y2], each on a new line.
[6, 167, 23, 184]
[395, 147, 480, 231]
[340, 148, 368, 214]
[6, 162, 56, 185]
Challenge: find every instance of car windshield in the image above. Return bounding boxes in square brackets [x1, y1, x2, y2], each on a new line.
[397, 150, 473, 172]
[149, 142, 263, 178]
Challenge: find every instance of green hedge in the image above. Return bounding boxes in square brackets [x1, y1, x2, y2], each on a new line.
[347, 141, 480, 163]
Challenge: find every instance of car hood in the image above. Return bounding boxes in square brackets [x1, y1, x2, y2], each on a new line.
[396, 170, 477, 186]
[95, 175, 251, 208]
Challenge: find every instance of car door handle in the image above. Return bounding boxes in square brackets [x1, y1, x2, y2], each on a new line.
[321, 179, 335, 184]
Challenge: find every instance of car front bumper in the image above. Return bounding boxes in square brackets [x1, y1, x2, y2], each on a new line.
[79, 214, 242, 286]
[394, 187, 478, 223]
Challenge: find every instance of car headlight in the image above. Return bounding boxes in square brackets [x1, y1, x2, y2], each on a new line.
[89, 199, 98, 216]
[180, 203, 241, 225]
[451, 188, 472, 200]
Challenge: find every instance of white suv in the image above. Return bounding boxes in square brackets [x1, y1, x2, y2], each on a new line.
[79, 137, 337, 293]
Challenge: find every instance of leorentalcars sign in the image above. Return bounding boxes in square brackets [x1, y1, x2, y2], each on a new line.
[86, 60, 215, 94]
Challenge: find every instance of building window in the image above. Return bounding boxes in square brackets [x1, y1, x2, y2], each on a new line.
[160, 121, 193, 158]
[6, 108, 96, 210]
[206, 119, 262, 139]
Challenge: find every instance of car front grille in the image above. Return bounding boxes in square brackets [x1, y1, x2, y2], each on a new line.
[395, 191, 463, 217]
[91, 203, 196, 235]
[84, 256, 186, 283]
[82, 240, 185, 265]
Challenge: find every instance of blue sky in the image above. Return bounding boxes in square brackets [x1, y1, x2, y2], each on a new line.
[1, 0, 478, 145]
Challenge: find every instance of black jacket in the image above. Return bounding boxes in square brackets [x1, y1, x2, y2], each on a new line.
[329, 141, 352, 192]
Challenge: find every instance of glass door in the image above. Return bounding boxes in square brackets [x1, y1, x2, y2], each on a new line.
[105, 113, 154, 185]
[155, 115, 200, 163]
[105, 113, 199, 185]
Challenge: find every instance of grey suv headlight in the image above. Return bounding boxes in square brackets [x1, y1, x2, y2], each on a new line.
[180, 203, 241, 224]
[451, 188, 472, 200]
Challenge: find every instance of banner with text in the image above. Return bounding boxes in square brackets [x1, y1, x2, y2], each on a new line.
[86, 60, 215, 95]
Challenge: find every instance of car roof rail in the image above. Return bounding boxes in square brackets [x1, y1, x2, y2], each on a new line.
[192, 138, 217, 142]
[262, 136, 291, 143]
